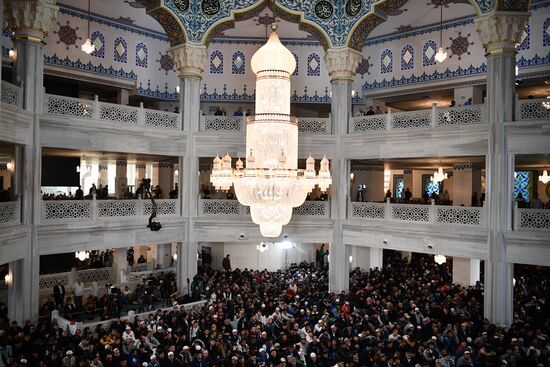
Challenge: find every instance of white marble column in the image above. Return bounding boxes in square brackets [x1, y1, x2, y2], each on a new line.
[113, 247, 128, 284]
[452, 257, 480, 287]
[156, 243, 172, 268]
[115, 160, 127, 198]
[158, 163, 173, 199]
[169, 43, 207, 291]
[324, 48, 362, 293]
[475, 11, 529, 327]
[135, 163, 146, 185]
[4, 0, 58, 323]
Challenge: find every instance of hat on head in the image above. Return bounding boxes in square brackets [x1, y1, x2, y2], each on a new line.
[168, 351, 174, 356]
[195, 345, 202, 351]
[464, 350, 471, 354]
[183, 346, 189, 350]
[66, 351, 73, 355]
[150, 355, 157, 360]
[142, 363, 148, 367]
[310, 352, 316, 358]
[126, 326, 131, 330]
[167, 328, 172, 333]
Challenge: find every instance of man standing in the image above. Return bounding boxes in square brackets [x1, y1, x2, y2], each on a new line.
[222, 254, 231, 271]
[53, 281, 65, 309]
[73, 278, 85, 313]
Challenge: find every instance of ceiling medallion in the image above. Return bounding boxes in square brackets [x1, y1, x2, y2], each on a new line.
[345, 0, 362, 17]
[173, 0, 189, 12]
[201, 0, 220, 16]
[210, 25, 331, 237]
[315, 0, 334, 20]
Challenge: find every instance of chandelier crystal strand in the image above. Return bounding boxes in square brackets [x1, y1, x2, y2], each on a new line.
[211, 25, 331, 237]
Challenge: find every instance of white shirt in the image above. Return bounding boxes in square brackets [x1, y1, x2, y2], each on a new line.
[73, 282, 84, 297]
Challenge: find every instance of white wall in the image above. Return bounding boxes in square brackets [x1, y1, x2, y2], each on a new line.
[205, 242, 316, 272]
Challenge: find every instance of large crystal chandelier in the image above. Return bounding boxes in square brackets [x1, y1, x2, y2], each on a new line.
[211, 25, 331, 237]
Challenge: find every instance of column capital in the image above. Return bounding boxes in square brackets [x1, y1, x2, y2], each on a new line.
[474, 11, 530, 55]
[169, 43, 208, 79]
[4, 0, 59, 42]
[324, 47, 362, 81]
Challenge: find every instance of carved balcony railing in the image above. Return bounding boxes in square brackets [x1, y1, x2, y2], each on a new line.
[1, 81, 23, 108]
[0, 199, 21, 227]
[516, 98, 550, 121]
[514, 204, 550, 231]
[39, 267, 114, 292]
[44, 94, 181, 129]
[198, 199, 330, 219]
[199, 114, 331, 134]
[348, 199, 486, 228]
[40, 198, 180, 224]
[349, 104, 486, 133]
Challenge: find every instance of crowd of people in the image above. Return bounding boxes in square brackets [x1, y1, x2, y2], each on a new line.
[0, 252, 548, 366]
[41, 182, 178, 201]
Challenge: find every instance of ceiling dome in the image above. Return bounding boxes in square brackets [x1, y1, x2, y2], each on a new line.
[251, 27, 296, 75]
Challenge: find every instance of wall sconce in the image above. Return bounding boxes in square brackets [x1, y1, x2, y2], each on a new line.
[350, 172, 354, 181]
[172, 253, 177, 262]
[174, 169, 179, 176]
[176, 85, 180, 93]
[4, 272, 12, 286]
[6, 162, 14, 171]
[348, 255, 353, 263]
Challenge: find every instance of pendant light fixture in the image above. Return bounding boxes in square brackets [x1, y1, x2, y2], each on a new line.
[81, 0, 95, 54]
[539, 170, 550, 184]
[434, 4, 447, 63]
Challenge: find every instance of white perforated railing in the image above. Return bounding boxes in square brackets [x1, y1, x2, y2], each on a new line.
[198, 199, 330, 218]
[350, 104, 486, 133]
[514, 204, 550, 231]
[348, 200, 485, 227]
[199, 115, 331, 134]
[0, 199, 21, 227]
[44, 94, 181, 129]
[1, 80, 23, 108]
[516, 98, 550, 121]
[41, 198, 179, 224]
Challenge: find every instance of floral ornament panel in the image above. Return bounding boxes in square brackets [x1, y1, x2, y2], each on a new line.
[423, 40, 437, 67]
[401, 45, 414, 70]
[114, 37, 128, 63]
[90, 31, 105, 58]
[516, 24, 529, 51]
[514, 171, 530, 202]
[210, 50, 224, 74]
[544, 18, 550, 46]
[307, 53, 321, 76]
[381, 49, 393, 74]
[157, 52, 175, 75]
[357, 56, 372, 78]
[232, 51, 245, 74]
[136, 42, 148, 68]
[446, 32, 474, 60]
[54, 21, 81, 50]
[292, 52, 299, 76]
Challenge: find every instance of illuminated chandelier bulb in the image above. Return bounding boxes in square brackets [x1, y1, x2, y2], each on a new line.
[81, 38, 95, 54]
[430, 167, 448, 183]
[435, 47, 447, 63]
[434, 254, 446, 265]
[539, 170, 550, 184]
[542, 97, 550, 111]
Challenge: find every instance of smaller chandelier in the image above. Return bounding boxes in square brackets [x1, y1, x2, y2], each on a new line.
[435, 47, 447, 63]
[542, 97, 550, 111]
[81, 38, 95, 54]
[75, 250, 90, 261]
[256, 242, 269, 253]
[434, 254, 447, 265]
[539, 170, 550, 184]
[430, 167, 448, 183]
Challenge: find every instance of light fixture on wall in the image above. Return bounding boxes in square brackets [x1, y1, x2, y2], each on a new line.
[172, 253, 178, 262]
[350, 172, 355, 181]
[434, 5, 447, 63]
[174, 169, 179, 176]
[430, 167, 448, 183]
[8, 49, 15, 60]
[4, 272, 12, 286]
[434, 254, 447, 265]
[210, 25, 331, 237]
[542, 97, 550, 110]
[539, 170, 550, 184]
[256, 242, 269, 253]
[81, 0, 95, 54]
[6, 162, 14, 171]
[348, 255, 353, 263]
[176, 85, 180, 93]
[75, 251, 90, 261]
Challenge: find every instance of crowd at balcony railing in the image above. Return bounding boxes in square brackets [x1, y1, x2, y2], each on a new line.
[0, 187, 16, 202]
[42, 183, 179, 201]
[515, 192, 550, 209]
[1, 252, 548, 366]
[354, 187, 485, 207]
